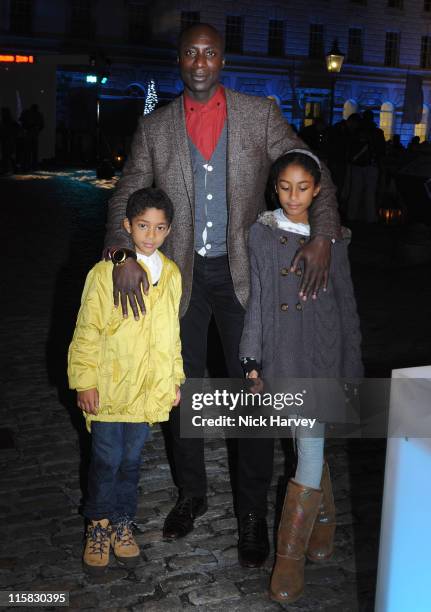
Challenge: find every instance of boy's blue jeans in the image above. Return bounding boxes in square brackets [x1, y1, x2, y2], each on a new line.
[83, 422, 150, 524]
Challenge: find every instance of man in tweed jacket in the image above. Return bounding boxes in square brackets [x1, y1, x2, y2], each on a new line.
[104, 23, 341, 568]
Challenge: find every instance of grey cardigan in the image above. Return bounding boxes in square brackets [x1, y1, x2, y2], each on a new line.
[239, 212, 363, 380]
[105, 88, 341, 318]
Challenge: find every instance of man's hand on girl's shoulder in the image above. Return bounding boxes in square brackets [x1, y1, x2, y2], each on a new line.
[290, 236, 332, 301]
[77, 388, 99, 415]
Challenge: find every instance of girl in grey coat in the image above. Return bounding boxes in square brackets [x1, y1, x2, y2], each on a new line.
[239, 150, 363, 604]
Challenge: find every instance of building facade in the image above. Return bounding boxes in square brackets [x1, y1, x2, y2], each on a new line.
[1, 0, 431, 159]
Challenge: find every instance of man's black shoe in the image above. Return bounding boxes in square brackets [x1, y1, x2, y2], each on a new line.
[238, 512, 270, 568]
[163, 495, 208, 540]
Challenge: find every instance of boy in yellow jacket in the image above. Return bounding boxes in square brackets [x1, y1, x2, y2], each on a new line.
[68, 188, 184, 574]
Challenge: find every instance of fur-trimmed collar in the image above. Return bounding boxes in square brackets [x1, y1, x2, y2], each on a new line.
[256, 210, 352, 242]
[256, 210, 280, 229]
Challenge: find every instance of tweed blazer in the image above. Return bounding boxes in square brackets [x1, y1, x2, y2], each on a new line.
[105, 88, 341, 317]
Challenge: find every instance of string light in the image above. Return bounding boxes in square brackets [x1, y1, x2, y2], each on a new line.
[144, 79, 158, 115]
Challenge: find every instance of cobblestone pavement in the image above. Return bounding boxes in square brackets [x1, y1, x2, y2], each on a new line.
[1, 171, 430, 611]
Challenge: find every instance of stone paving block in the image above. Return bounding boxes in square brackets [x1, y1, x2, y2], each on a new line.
[43, 462, 81, 474]
[236, 575, 271, 596]
[180, 525, 212, 543]
[110, 580, 156, 599]
[197, 533, 237, 552]
[198, 506, 231, 522]
[206, 592, 280, 611]
[141, 478, 175, 493]
[167, 552, 217, 571]
[28, 578, 85, 593]
[160, 570, 212, 593]
[211, 517, 238, 533]
[130, 595, 183, 611]
[0, 557, 18, 571]
[1, 537, 49, 554]
[21, 549, 69, 567]
[137, 528, 165, 545]
[143, 540, 195, 561]
[305, 564, 347, 586]
[39, 506, 76, 519]
[51, 531, 84, 547]
[139, 489, 171, 503]
[213, 546, 238, 566]
[61, 515, 85, 529]
[127, 560, 168, 583]
[39, 556, 84, 578]
[0, 465, 40, 479]
[207, 491, 235, 507]
[69, 592, 100, 609]
[187, 580, 241, 605]
[286, 584, 346, 610]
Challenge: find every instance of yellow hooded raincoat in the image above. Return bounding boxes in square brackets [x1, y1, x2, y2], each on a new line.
[68, 253, 185, 431]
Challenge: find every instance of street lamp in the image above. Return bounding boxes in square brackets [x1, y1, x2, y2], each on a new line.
[326, 39, 345, 125]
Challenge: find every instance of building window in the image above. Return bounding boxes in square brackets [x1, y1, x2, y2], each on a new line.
[309, 24, 324, 59]
[384, 32, 400, 67]
[268, 19, 284, 57]
[343, 99, 358, 120]
[421, 36, 431, 68]
[380, 102, 394, 140]
[425, 1, 431, 12]
[414, 105, 430, 142]
[388, 0, 403, 7]
[129, 3, 150, 43]
[347, 28, 363, 63]
[225, 16, 243, 54]
[70, 0, 94, 39]
[181, 11, 200, 31]
[304, 101, 321, 127]
[9, 0, 33, 36]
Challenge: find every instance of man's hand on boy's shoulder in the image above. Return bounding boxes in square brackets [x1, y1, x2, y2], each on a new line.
[77, 388, 99, 415]
[112, 258, 150, 320]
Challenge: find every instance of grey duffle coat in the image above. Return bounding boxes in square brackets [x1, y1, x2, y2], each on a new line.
[239, 211, 363, 381]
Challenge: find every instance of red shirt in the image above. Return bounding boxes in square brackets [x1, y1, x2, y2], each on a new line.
[184, 85, 227, 161]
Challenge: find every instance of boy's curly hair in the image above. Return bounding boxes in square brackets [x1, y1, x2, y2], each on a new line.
[126, 188, 174, 225]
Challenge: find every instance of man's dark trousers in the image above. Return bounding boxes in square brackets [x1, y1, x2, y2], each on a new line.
[168, 253, 274, 518]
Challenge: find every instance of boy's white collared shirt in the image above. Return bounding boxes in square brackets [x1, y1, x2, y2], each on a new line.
[137, 250, 163, 284]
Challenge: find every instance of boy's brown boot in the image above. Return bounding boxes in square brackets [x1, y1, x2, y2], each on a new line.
[269, 480, 322, 604]
[83, 519, 111, 574]
[307, 462, 336, 562]
[111, 518, 141, 567]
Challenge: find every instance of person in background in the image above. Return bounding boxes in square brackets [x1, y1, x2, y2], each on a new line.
[0, 107, 19, 175]
[299, 117, 328, 159]
[20, 103, 44, 170]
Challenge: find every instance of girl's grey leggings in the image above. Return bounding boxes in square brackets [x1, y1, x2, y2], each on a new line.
[292, 420, 325, 489]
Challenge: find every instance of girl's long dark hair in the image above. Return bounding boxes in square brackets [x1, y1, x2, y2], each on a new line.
[266, 151, 322, 209]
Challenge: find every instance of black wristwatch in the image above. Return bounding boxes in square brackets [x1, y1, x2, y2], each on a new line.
[111, 248, 137, 265]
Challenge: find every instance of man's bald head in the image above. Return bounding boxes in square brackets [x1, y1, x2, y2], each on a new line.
[178, 23, 225, 55]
